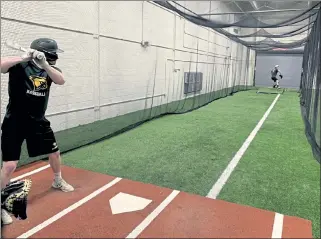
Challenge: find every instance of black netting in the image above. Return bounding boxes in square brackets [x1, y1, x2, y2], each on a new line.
[1, 1, 319, 167]
[153, 1, 320, 163]
[299, 8, 321, 163]
[232, 22, 314, 38]
[155, 1, 319, 28]
[154, 1, 320, 50]
[1, 2, 256, 167]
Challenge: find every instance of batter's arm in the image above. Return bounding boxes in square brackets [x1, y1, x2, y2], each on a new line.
[1, 56, 25, 74]
[1, 49, 35, 73]
[43, 64, 65, 85]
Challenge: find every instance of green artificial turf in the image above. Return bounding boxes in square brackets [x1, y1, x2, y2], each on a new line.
[62, 90, 275, 195]
[218, 92, 320, 238]
[61, 89, 319, 237]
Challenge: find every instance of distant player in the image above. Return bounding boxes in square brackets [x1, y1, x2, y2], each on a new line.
[271, 65, 283, 88]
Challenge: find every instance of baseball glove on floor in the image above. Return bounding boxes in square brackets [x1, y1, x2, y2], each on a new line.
[1, 179, 32, 222]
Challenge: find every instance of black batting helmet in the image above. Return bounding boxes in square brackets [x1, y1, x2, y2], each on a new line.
[30, 38, 64, 61]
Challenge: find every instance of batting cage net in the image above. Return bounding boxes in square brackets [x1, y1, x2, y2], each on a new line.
[1, 2, 256, 167]
[0, 1, 319, 166]
[299, 7, 321, 163]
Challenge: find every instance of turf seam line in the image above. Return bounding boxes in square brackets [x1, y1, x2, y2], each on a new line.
[11, 165, 50, 182]
[16, 177, 122, 238]
[206, 94, 281, 199]
[125, 190, 180, 238]
[271, 213, 284, 238]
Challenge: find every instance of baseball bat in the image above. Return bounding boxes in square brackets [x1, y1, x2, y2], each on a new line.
[5, 40, 44, 60]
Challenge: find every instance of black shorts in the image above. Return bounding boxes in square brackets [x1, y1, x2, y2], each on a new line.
[271, 77, 278, 82]
[1, 117, 59, 161]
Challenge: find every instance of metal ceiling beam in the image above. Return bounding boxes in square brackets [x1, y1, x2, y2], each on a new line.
[250, 1, 259, 10]
[232, 1, 246, 13]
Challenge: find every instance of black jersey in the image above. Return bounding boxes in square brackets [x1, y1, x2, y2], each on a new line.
[4, 61, 61, 121]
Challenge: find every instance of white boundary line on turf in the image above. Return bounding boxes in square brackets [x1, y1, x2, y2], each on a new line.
[125, 190, 180, 238]
[207, 94, 281, 199]
[271, 213, 284, 238]
[16, 177, 122, 238]
[11, 165, 50, 182]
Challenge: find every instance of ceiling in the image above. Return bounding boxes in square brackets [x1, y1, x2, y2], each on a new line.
[230, 1, 319, 13]
[215, 1, 320, 24]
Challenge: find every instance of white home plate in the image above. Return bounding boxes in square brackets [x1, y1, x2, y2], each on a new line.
[109, 192, 153, 214]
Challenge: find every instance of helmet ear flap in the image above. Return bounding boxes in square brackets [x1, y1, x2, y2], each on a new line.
[44, 52, 58, 61]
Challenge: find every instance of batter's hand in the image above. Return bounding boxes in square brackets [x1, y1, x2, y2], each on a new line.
[32, 50, 49, 68]
[21, 49, 36, 62]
